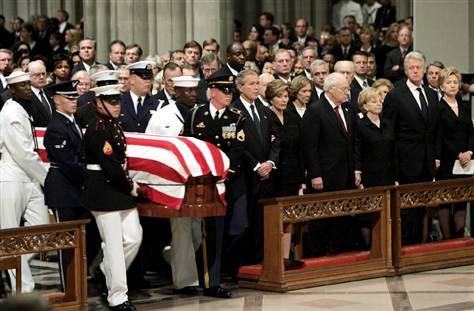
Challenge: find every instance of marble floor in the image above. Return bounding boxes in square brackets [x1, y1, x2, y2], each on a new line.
[9, 260, 474, 310]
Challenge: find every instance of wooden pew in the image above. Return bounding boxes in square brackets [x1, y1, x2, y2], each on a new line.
[0, 220, 89, 310]
[238, 187, 394, 292]
[392, 177, 474, 274]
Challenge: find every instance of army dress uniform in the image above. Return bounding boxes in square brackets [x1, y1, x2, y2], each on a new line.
[83, 84, 142, 309]
[182, 92, 246, 298]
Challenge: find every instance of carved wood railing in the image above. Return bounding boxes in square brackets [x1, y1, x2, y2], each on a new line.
[392, 177, 474, 274]
[0, 220, 89, 311]
[239, 186, 394, 292]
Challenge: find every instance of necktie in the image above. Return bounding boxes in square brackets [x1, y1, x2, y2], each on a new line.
[401, 49, 406, 59]
[136, 97, 142, 115]
[343, 47, 348, 58]
[416, 88, 429, 120]
[250, 104, 263, 142]
[334, 106, 347, 135]
[39, 90, 52, 117]
[362, 80, 368, 88]
[214, 110, 220, 120]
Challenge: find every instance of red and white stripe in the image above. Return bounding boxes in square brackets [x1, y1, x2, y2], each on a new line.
[35, 128, 229, 209]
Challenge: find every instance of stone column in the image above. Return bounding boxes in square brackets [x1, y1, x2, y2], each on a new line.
[413, 0, 474, 73]
[85, 0, 235, 63]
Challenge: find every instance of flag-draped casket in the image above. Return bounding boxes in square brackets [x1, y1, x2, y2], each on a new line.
[36, 128, 229, 217]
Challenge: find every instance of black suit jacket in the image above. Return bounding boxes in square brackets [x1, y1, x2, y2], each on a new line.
[350, 78, 374, 112]
[232, 98, 280, 195]
[383, 47, 412, 82]
[436, 98, 474, 178]
[31, 89, 54, 127]
[302, 95, 356, 191]
[331, 44, 359, 61]
[118, 92, 158, 132]
[382, 83, 440, 181]
[44, 112, 85, 209]
[153, 89, 171, 109]
[309, 86, 324, 106]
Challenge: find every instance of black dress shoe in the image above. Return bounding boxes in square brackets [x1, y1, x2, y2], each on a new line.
[174, 286, 199, 295]
[203, 286, 232, 298]
[284, 258, 304, 270]
[109, 300, 137, 311]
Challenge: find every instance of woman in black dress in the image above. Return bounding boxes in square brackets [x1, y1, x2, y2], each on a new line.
[355, 87, 396, 247]
[436, 67, 474, 239]
[266, 79, 306, 268]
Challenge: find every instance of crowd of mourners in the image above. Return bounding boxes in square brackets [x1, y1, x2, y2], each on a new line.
[1, 1, 473, 310]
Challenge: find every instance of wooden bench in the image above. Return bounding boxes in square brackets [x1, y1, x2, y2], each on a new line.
[238, 186, 394, 292]
[392, 178, 474, 274]
[0, 220, 89, 310]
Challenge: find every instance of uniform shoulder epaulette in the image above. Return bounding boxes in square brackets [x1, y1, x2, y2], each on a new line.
[229, 107, 243, 115]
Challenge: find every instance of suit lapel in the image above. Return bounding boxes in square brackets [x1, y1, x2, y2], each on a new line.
[322, 97, 347, 138]
[402, 84, 426, 122]
[233, 99, 263, 145]
[124, 92, 139, 122]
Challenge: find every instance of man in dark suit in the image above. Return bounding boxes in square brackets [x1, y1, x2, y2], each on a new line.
[308, 59, 329, 104]
[56, 9, 74, 36]
[71, 39, 98, 75]
[196, 53, 221, 104]
[302, 72, 359, 256]
[0, 49, 13, 95]
[118, 61, 157, 133]
[106, 40, 126, 70]
[232, 69, 280, 264]
[28, 60, 54, 127]
[210, 42, 246, 103]
[383, 25, 412, 82]
[383, 51, 440, 245]
[351, 51, 374, 104]
[273, 49, 293, 84]
[154, 62, 182, 110]
[20, 22, 51, 59]
[334, 60, 359, 113]
[331, 27, 359, 61]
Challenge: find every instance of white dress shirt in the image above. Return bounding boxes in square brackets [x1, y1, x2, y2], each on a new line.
[406, 79, 429, 111]
[325, 93, 347, 131]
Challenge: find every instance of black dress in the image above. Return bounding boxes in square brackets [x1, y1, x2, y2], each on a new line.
[272, 103, 305, 197]
[355, 115, 396, 187]
[436, 98, 474, 180]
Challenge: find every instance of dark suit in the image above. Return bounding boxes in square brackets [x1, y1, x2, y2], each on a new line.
[232, 97, 280, 263]
[118, 92, 158, 132]
[31, 89, 54, 127]
[331, 44, 359, 61]
[383, 47, 412, 82]
[105, 61, 119, 70]
[196, 79, 210, 105]
[153, 89, 171, 109]
[349, 78, 374, 113]
[383, 82, 440, 244]
[302, 94, 358, 255]
[309, 86, 323, 105]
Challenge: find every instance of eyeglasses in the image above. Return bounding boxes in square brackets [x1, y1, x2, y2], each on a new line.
[334, 86, 350, 93]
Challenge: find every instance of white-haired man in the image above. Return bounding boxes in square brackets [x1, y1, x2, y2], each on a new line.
[383, 50, 440, 245]
[301, 71, 359, 256]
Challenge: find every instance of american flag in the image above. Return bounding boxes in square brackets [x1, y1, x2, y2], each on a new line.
[35, 128, 230, 209]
